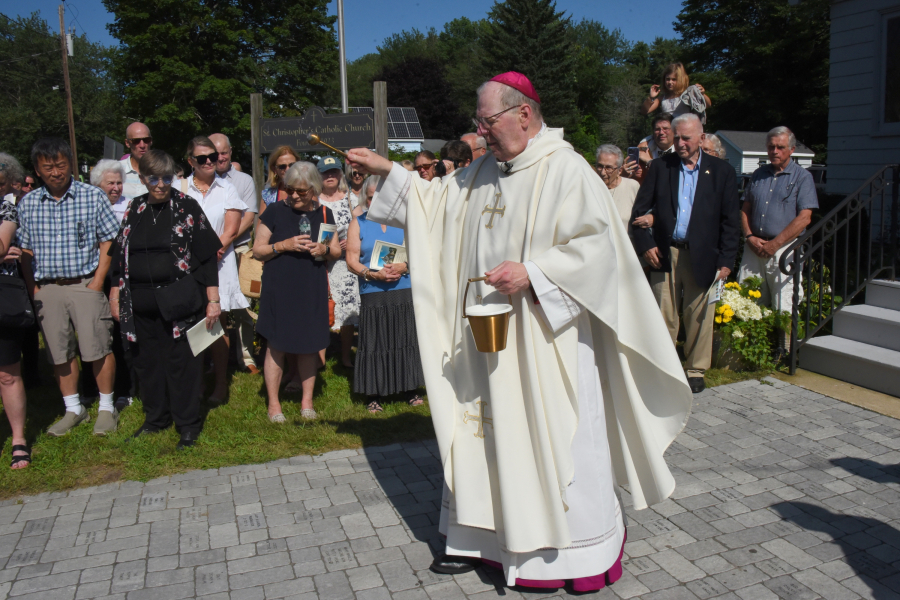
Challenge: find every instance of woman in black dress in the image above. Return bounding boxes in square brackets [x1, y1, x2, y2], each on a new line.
[253, 162, 341, 422]
[109, 150, 223, 450]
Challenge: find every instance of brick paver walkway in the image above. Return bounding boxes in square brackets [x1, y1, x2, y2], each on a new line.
[1, 378, 899, 600]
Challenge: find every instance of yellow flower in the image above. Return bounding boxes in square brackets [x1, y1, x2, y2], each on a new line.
[716, 305, 725, 315]
[715, 316, 722, 324]
[723, 315, 732, 323]
[725, 309, 735, 318]
[753, 290, 762, 298]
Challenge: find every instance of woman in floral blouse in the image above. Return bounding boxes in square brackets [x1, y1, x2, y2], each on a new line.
[108, 150, 223, 451]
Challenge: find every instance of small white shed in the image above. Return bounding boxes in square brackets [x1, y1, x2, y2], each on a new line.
[716, 130, 816, 175]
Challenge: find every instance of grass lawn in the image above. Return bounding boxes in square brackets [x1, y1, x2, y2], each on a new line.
[0, 358, 433, 500]
[0, 343, 777, 500]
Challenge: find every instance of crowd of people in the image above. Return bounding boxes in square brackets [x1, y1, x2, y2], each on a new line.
[0, 60, 818, 470]
[0, 118, 430, 467]
[593, 62, 818, 394]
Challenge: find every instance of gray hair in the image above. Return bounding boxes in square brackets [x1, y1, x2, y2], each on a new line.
[284, 161, 323, 195]
[703, 134, 726, 160]
[766, 126, 797, 149]
[90, 159, 125, 187]
[476, 81, 543, 121]
[362, 175, 381, 195]
[0, 153, 25, 184]
[671, 113, 703, 132]
[596, 144, 624, 167]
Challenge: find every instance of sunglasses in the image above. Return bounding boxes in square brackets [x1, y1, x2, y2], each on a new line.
[146, 175, 174, 186]
[128, 137, 153, 145]
[285, 186, 314, 196]
[192, 152, 220, 165]
[276, 162, 297, 171]
[351, 172, 363, 178]
[414, 162, 436, 171]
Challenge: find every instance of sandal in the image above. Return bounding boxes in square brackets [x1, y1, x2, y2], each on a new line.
[269, 413, 286, 423]
[367, 400, 384, 414]
[10, 445, 31, 470]
[300, 408, 317, 420]
[407, 395, 425, 407]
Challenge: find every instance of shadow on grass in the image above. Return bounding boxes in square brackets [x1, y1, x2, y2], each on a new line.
[771, 500, 900, 600]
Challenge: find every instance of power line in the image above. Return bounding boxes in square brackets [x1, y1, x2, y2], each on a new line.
[0, 50, 58, 65]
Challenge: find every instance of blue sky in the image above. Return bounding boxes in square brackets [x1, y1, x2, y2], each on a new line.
[7, 0, 684, 60]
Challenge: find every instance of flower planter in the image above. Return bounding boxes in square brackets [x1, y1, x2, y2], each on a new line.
[712, 330, 752, 371]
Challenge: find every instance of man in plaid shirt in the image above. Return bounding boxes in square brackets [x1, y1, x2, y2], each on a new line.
[19, 138, 121, 437]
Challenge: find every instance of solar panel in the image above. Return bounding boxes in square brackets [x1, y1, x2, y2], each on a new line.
[406, 123, 424, 138]
[348, 106, 424, 140]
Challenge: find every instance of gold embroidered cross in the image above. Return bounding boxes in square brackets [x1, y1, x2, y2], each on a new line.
[463, 401, 493, 438]
[481, 192, 505, 229]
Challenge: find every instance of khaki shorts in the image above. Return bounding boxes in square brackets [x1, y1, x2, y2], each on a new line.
[34, 279, 114, 365]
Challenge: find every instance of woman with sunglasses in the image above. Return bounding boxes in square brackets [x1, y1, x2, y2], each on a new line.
[108, 150, 223, 449]
[253, 162, 340, 422]
[258, 146, 301, 218]
[347, 169, 366, 211]
[182, 136, 249, 404]
[316, 157, 363, 370]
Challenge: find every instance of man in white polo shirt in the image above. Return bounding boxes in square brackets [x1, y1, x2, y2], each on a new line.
[119, 122, 152, 198]
[210, 132, 260, 374]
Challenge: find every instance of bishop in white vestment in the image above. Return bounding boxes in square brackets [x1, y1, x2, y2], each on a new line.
[347, 72, 693, 591]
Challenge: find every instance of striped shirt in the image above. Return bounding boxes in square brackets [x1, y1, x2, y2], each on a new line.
[17, 178, 120, 280]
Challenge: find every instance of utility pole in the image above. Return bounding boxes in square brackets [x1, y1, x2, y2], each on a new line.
[58, 5, 78, 168]
[337, 0, 348, 114]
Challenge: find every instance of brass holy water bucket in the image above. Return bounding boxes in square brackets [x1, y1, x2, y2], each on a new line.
[462, 277, 513, 353]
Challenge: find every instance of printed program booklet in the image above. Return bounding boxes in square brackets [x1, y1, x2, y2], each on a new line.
[369, 240, 407, 271]
[315, 224, 337, 261]
[187, 319, 225, 357]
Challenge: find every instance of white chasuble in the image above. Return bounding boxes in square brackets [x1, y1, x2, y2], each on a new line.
[369, 128, 693, 582]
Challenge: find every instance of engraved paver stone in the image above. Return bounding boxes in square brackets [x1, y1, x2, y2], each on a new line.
[6, 548, 41, 567]
[196, 562, 228, 595]
[322, 541, 358, 571]
[139, 493, 167, 512]
[22, 517, 55, 536]
[237, 512, 266, 531]
[111, 560, 146, 592]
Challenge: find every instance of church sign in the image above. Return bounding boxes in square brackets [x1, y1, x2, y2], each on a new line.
[260, 107, 373, 153]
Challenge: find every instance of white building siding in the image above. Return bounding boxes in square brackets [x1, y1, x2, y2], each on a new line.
[827, 0, 900, 196]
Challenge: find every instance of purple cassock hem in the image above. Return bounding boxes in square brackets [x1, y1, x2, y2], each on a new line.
[479, 531, 626, 592]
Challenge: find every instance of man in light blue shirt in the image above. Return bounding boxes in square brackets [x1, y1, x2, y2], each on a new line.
[673, 153, 701, 241]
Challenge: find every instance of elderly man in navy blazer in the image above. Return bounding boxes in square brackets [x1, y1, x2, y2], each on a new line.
[631, 113, 741, 393]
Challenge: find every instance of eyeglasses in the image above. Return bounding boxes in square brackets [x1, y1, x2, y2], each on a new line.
[146, 175, 174, 186]
[276, 162, 297, 172]
[192, 152, 219, 165]
[595, 165, 619, 172]
[128, 137, 153, 146]
[414, 162, 436, 172]
[350, 172, 363, 178]
[472, 105, 522, 130]
[285, 187, 313, 196]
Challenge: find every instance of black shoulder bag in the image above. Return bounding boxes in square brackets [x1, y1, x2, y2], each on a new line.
[0, 274, 35, 328]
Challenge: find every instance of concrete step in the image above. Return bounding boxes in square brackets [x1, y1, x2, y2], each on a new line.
[867, 279, 900, 311]
[833, 304, 900, 352]
[800, 336, 900, 398]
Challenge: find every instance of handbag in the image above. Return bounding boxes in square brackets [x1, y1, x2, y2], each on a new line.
[154, 273, 204, 322]
[322, 206, 336, 327]
[238, 251, 263, 298]
[0, 275, 35, 328]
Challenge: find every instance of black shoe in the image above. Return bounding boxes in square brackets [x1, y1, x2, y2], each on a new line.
[131, 424, 160, 439]
[176, 431, 197, 450]
[430, 554, 480, 575]
[688, 377, 706, 394]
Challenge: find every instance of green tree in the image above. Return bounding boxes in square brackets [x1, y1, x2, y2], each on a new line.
[481, 0, 578, 130]
[376, 58, 470, 139]
[103, 0, 337, 162]
[676, 0, 830, 156]
[0, 13, 122, 171]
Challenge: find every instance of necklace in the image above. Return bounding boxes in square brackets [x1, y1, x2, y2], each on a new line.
[150, 201, 167, 225]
